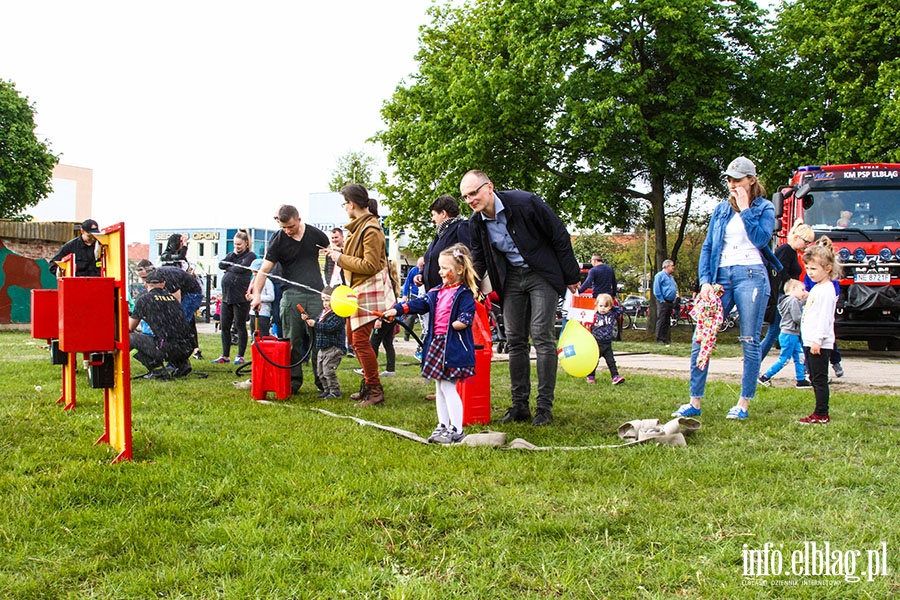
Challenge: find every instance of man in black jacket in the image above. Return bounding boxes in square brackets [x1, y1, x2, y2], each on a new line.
[49, 219, 102, 277]
[462, 170, 580, 426]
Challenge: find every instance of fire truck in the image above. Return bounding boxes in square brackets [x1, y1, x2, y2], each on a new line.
[773, 164, 900, 350]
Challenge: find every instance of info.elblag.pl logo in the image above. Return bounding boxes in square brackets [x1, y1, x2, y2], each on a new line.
[742, 541, 890, 585]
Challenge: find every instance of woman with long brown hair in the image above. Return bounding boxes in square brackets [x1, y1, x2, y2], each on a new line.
[324, 184, 395, 406]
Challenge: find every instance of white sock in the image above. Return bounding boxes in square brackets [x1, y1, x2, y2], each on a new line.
[438, 379, 463, 431]
[434, 382, 450, 426]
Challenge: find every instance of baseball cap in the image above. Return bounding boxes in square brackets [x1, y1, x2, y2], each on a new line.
[81, 219, 101, 234]
[724, 156, 757, 179]
[144, 270, 164, 284]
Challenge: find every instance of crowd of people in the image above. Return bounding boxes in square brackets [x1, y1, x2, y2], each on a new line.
[53, 156, 845, 442]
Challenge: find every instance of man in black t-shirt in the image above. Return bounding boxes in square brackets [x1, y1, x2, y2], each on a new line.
[250, 204, 330, 394]
[129, 271, 194, 378]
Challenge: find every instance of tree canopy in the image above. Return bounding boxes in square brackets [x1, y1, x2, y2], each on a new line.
[758, 0, 900, 185]
[0, 80, 58, 219]
[328, 150, 378, 193]
[376, 0, 769, 269]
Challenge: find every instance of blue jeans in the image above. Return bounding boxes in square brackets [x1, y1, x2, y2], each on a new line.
[763, 332, 804, 381]
[759, 302, 782, 361]
[690, 265, 769, 400]
[502, 266, 560, 411]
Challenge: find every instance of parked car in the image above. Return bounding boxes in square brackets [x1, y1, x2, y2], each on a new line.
[621, 294, 649, 317]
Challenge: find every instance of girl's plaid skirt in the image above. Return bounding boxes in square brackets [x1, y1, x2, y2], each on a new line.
[421, 334, 476, 381]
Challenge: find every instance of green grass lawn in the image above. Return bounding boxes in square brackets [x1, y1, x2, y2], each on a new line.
[1, 329, 896, 599]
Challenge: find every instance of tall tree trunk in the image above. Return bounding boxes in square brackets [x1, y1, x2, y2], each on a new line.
[648, 173, 667, 326]
[671, 178, 693, 265]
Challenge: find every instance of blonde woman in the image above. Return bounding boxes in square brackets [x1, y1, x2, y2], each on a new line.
[759, 219, 815, 362]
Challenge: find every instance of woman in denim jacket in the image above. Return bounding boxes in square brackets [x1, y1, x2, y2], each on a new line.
[673, 157, 782, 421]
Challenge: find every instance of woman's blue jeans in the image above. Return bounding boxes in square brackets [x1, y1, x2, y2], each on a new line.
[690, 265, 769, 400]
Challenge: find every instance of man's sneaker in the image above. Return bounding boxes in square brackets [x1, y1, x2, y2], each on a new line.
[796, 379, 813, 389]
[586, 375, 595, 383]
[233, 356, 245, 365]
[833, 363, 844, 378]
[317, 390, 331, 399]
[427, 424, 447, 443]
[499, 406, 532, 424]
[212, 356, 229, 364]
[380, 370, 396, 377]
[353, 368, 364, 375]
[172, 362, 193, 378]
[758, 374, 771, 387]
[798, 413, 830, 425]
[726, 405, 749, 420]
[612, 375, 625, 385]
[325, 392, 341, 399]
[533, 409, 553, 426]
[672, 403, 701, 418]
[143, 369, 171, 381]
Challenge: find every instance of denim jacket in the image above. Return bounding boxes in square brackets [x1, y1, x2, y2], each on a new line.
[698, 197, 782, 286]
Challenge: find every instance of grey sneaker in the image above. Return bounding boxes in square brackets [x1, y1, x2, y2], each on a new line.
[446, 426, 466, 443]
[380, 370, 396, 377]
[432, 426, 466, 445]
[427, 424, 447, 443]
[833, 363, 844, 378]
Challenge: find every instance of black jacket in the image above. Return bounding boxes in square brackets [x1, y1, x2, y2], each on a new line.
[469, 189, 580, 301]
[49, 237, 100, 277]
[422, 218, 472, 290]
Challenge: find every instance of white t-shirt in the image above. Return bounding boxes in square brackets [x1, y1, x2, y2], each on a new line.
[718, 211, 763, 267]
[801, 280, 837, 349]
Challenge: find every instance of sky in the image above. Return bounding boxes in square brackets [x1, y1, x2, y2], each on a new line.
[3, 0, 435, 243]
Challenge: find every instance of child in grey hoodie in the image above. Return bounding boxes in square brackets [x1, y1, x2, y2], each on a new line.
[758, 279, 810, 388]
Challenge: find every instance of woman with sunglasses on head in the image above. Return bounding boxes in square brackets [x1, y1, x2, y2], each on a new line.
[759, 219, 815, 362]
[672, 156, 783, 421]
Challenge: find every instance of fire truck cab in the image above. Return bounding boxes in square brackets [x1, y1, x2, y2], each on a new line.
[773, 164, 900, 351]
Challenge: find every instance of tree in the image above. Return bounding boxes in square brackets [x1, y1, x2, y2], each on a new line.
[757, 0, 900, 186]
[376, 0, 769, 270]
[328, 150, 378, 193]
[0, 80, 58, 219]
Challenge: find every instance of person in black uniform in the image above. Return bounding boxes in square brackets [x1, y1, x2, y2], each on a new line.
[136, 260, 204, 355]
[129, 270, 194, 379]
[49, 219, 102, 277]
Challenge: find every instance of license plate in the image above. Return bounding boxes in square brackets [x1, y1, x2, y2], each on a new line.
[855, 272, 891, 283]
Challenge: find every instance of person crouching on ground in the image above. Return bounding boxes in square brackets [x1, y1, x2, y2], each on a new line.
[128, 270, 194, 379]
[382, 244, 477, 444]
[588, 293, 625, 385]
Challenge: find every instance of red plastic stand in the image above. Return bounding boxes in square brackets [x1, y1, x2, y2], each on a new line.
[251, 336, 292, 401]
[458, 301, 492, 426]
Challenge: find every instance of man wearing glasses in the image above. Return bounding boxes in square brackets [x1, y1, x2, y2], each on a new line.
[461, 170, 581, 426]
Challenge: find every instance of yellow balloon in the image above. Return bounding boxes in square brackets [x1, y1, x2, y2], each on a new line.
[330, 285, 359, 318]
[557, 320, 600, 378]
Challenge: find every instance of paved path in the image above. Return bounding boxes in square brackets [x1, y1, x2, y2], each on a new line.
[197, 321, 899, 396]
